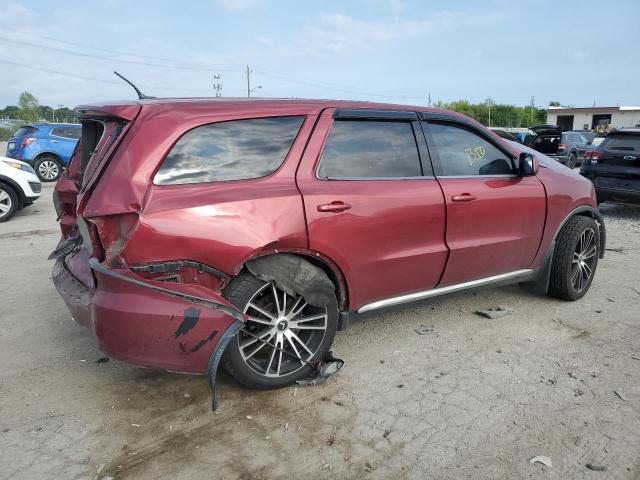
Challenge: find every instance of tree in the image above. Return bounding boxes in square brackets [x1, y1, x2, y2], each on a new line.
[549, 100, 561, 107]
[18, 91, 40, 122]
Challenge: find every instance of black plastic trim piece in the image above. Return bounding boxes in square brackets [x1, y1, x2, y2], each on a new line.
[130, 260, 224, 278]
[89, 258, 244, 320]
[333, 109, 418, 121]
[551, 206, 606, 259]
[205, 319, 243, 411]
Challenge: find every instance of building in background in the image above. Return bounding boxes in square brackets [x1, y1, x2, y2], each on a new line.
[547, 106, 640, 133]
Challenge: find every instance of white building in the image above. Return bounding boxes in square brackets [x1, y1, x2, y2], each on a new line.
[546, 106, 640, 132]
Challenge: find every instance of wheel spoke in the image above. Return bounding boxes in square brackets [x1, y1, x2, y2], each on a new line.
[244, 336, 271, 360]
[583, 245, 597, 259]
[285, 333, 304, 365]
[240, 329, 272, 349]
[582, 262, 592, 279]
[247, 316, 273, 326]
[0, 191, 8, 201]
[275, 337, 284, 375]
[265, 335, 279, 374]
[571, 265, 580, 286]
[247, 302, 276, 321]
[289, 331, 313, 356]
[271, 283, 282, 316]
[572, 252, 580, 264]
[0, 203, 9, 213]
[286, 299, 308, 320]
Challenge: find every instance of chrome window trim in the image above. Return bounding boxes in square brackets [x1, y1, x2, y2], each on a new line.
[436, 174, 519, 179]
[357, 269, 534, 313]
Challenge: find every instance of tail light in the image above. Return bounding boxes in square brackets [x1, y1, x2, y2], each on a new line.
[20, 137, 37, 147]
[584, 150, 602, 164]
[558, 143, 566, 152]
[87, 213, 139, 267]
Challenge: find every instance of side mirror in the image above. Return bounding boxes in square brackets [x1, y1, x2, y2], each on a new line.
[518, 152, 537, 176]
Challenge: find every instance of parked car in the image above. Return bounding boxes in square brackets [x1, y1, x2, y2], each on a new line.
[5, 123, 81, 182]
[490, 128, 522, 143]
[51, 99, 605, 404]
[0, 156, 41, 222]
[581, 128, 640, 205]
[525, 125, 592, 168]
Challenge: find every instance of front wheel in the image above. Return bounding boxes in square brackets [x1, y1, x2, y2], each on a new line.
[221, 272, 338, 389]
[567, 152, 577, 169]
[0, 184, 18, 222]
[34, 156, 61, 182]
[548, 216, 599, 301]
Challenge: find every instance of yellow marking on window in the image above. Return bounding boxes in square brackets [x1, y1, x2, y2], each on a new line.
[464, 145, 486, 166]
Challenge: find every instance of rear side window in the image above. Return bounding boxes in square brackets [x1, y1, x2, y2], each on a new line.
[317, 120, 422, 179]
[13, 126, 36, 137]
[601, 134, 640, 152]
[427, 122, 516, 176]
[155, 116, 304, 185]
[51, 127, 81, 139]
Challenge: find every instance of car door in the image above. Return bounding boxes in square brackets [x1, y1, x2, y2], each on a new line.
[421, 116, 546, 286]
[296, 109, 448, 311]
[50, 127, 79, 164]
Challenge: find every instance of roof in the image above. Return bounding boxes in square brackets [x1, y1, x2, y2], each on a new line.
[547, 105, 640, 113]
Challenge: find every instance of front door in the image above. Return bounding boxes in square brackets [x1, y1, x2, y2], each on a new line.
[422, 119, 546, 286]
[296, 109, 449, 311]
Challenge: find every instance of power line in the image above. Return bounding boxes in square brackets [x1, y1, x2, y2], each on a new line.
[0, 35, 241, 73]
[0, 25, 242, 70]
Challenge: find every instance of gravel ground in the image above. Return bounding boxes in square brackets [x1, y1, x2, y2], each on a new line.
[1, 184, 639, 480]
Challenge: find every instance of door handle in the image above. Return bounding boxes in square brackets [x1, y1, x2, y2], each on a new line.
[451, 193, 476, 202]
[317, 201, 352, 213]
[51, 140, 59, 143]
[624, 155, 637, 161]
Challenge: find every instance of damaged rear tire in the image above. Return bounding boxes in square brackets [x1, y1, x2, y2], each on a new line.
[221, 271, 338, 389]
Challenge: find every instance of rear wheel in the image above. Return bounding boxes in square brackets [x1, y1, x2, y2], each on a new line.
[548, 216, 599, 301]
[0, 183, 18, 222]
[567, 152, 577, 169]
[221, 272, 338, 389]
[34, 155, 61, 182]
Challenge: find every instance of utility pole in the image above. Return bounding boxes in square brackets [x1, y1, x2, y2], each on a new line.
[486, 97, 494, 127]
[530, 96, 535, 123]
[246, 65, 251, 97]
[427, 92, 431, 108]
[213, 74, 222, 97]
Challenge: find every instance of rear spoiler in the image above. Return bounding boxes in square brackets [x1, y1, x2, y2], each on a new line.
[75, 103, 141, 121]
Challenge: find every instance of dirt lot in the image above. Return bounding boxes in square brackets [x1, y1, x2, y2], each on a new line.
[1, 183, 639, 480]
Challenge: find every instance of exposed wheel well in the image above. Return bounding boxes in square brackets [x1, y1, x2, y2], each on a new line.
[34, 152, 62, 163]
[241, 252, 349, 311]
[561, 209, 606, 258]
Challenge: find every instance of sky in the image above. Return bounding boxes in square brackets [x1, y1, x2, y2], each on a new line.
[0, 0, 638, 109]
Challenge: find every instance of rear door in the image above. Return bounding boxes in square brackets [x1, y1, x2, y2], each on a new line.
[422, 117, 546, 286]
[589, 131, 640, 190]
[296, 109, 448, 311]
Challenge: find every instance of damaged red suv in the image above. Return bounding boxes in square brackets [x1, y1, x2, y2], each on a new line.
[52, 99, 605, 404]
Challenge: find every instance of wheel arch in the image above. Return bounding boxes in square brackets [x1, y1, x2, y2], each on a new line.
[0, 175, 25, 206]
[33, 151, 63, 163]
[553, 206, 605, 258]
[239, 249, 350, 312]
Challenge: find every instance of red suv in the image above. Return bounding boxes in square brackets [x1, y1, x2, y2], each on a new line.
[51, 99, 605, 401]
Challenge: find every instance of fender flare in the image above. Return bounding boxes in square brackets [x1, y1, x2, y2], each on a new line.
[523, 205, 605, 294]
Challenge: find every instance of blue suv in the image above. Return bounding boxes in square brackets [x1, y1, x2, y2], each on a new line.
[5, 123, 81, 181]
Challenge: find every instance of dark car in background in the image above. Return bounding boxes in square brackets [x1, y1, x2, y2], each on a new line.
[581, 128, 640, 205]
[525, 125, 593, 168]
[5, 123, 81, 182]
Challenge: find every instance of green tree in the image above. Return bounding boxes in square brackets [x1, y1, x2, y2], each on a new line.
[18, 91, 40, 122]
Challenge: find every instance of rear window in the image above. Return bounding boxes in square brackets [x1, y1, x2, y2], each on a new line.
[51, 127, 81, 140]
[601, 134, 640, 151]
[13, 126, 37, 137]
[155, 116, 304, 185]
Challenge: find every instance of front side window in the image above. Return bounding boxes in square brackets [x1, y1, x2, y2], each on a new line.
[317, 120, 422, 179]
[155, 116, 304, 185]
[426, 122, 516, 176]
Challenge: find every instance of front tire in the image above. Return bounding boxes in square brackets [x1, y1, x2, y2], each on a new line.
[221, 272, 338, 389]
[34, 155, 61, 182]
[568, 152, 577, 169]
[548, 216, 599, 301]
[0, 183, 18, 222]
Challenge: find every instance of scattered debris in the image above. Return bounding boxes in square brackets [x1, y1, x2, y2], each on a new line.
[568, 372, 577, 378]
[575, 436, 583, 446]
[614, 390, 627, 401]
[631, 356, 640, 361]
[95, 357, 109, 364]
[383, 429, 391, 439]
[529, 455, 552, 467]
[475, 306, 513, 319]
[586, 464, 607, 471]
[184, 393, 191, 398]
[607, 298, 615, 302]
[96, 463, 106, 474]
[327, 434, 336, 446]
[396, 384, 405, 389]
[293, 388, 297, 397]
[284, 422, 289, 431]
[547, 378, 557, 386]
[414, 324, 437, 335]
[594, 309, 602, 314]
[131, 424, 141, 427]
[574, 388, 584, 396]
[246, 415, 253, 420]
